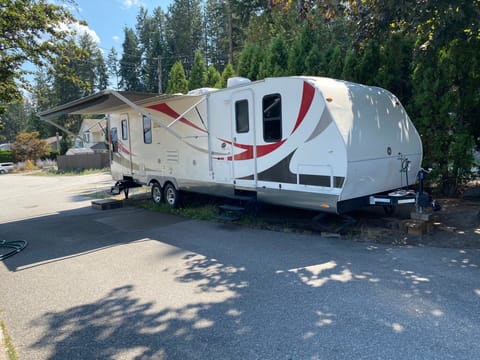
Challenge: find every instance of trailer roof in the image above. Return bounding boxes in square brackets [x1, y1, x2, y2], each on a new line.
[38, 90, 181, 120]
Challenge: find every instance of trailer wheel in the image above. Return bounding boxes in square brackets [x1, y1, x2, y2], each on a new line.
[151, 183, 163, 204]
[164, 183, 181, 208]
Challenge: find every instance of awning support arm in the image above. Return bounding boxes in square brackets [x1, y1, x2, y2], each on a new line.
[167, 97, 207, 130]
[111, 91, 183, 139]
[44, 119, 84, 145]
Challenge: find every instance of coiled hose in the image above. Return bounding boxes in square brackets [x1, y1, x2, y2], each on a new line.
[0, 240, 28, 261]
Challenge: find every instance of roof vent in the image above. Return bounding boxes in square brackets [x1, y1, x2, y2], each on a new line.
[227, 77, 251, 88]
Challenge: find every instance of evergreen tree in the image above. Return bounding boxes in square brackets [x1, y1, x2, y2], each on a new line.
[237, 43, 264, 80]
[376, 32, 413, 102]
[327, 45, 344, 79]
[166, 61, 189, 94]
[217, 63, 235, 88]
[356, 40, 381, 85]
[287, 23, 315, 75]
[188, 50, 208, 90]
[135, 6, 167, 93]
[206, 65, 221, 88]
[119, 27, 143, 91]
[166, 0, 203, 73]
[260, 34, 288, 78]
[0, 102, 31, 143]
[204, 0, 229, 69]
[342, 49, 358, 83]
[107, 47, 120, 90]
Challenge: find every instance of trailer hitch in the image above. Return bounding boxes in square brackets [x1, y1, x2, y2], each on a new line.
[109, 179, 142, 199]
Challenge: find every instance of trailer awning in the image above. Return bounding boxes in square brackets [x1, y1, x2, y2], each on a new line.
[38, 90, 180, 120]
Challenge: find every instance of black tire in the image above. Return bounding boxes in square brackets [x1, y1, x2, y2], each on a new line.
[164, 183, 181, 208]
[151, 183, 163, 204]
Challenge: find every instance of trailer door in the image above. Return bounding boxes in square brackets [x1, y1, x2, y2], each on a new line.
[231, 90, 256, 188]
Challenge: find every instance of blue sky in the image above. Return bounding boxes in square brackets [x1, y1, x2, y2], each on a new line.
[70, 0, 172, 54]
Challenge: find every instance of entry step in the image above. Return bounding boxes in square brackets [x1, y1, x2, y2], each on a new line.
[218, 204, 245, 212]
[91, 199, 123, 210]
[214, 214, 241, 222]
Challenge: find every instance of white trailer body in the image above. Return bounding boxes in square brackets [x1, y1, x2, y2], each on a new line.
[40, 76, 422, 214]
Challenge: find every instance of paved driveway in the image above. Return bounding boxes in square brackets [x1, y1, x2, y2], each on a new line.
[1, 173, 479, 359]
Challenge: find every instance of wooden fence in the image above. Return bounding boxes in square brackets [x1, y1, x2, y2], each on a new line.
[57, 153, 110, 171]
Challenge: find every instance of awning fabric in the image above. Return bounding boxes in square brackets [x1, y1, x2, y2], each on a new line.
[38, 90, 179, 120]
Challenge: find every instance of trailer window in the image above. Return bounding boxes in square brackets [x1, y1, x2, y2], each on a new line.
[235, 100, 249, 133]
[121, 119, 128, 140]
[111, 127, 118, 153]
[262, 94, 282, 142]
[143, 115, 152, 144]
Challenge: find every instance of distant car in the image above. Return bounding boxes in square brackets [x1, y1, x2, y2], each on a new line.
[0, 162, 15, 174]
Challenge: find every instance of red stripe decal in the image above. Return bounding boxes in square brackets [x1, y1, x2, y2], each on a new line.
[291, 81, 315, 135]
[118, 142, 133, 156]
[147, 103, 207, 133]
[218, 139, 286, 161]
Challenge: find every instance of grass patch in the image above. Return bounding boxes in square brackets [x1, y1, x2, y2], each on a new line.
[0, 320, 17, 360]
[135, 193, 285, 231]
[30, 168, 110, 176]
[138, 194, 220, 221]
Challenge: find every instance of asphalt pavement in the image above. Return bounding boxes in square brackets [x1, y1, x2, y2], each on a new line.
[1, 172, 479, 359]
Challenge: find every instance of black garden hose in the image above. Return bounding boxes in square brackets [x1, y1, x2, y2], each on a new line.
[0, 240, 28, 261]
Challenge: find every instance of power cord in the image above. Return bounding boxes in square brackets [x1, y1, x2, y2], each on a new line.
[0, 240, 28, 261]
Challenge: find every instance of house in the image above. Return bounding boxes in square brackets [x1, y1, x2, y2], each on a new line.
[44, 135, 62, 151]
[73, 118, 108, 152]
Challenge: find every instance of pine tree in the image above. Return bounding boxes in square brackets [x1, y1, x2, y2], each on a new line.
[119, 27, 143, 91]
[261, 35, 288, 78]
[206, 65, 221, 88]
[218, 63, 235, 88]
[188, 50, 208, 90]
[107, 48, 120, 90]
[166, 61, 189, 94]
[166, 0, 203, 73]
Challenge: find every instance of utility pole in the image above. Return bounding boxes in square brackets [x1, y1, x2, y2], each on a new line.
[157, 56, 163, 94]
[227, 0, 233, 64]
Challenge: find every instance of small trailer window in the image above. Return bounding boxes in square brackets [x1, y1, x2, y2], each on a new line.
[262, 94, 282, 142]
[143, 115, 152, 144]
[121, 119, 128, 140]
[235, 100, 249, 133]
[111, 127, 118, 153]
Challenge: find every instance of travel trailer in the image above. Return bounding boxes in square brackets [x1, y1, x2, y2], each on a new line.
[40, 76, 426, 214]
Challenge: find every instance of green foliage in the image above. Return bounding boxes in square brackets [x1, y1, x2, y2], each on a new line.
[411, 37, 478, 195]
[260, 34, 289, 78]
[218, 63, 235, 88]
[166, 0, 203, 73]
[0, 150, 14, 163]
[11, 132, 50, 162]
[0, 0, 78, 111]
[287, 24, 316, 75]
[60, 132, 72, 155]
[237, 44, 264, 80]
[166, 61, 188, 93]
[206, 65, 222, 88]
[119, 28, 143, 91]
[188, 50, 208, 90]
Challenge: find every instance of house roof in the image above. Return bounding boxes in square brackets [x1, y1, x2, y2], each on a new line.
[44, 136, 62, 145]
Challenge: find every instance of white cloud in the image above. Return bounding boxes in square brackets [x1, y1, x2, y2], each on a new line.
[56, 21, 101, 44]
[120, 0, 145, 9]
[112, 35, 120, 43]
[70, 22, 101, 44]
